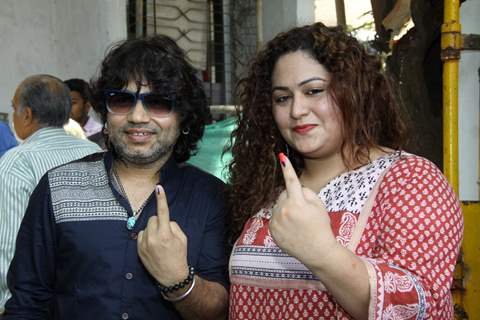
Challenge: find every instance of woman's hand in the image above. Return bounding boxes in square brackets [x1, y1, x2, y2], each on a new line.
[270, 153, 370, 319]
[270, 153, 340, 269]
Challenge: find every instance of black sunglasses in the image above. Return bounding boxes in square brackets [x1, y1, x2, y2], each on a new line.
[104, 89, 175, 118]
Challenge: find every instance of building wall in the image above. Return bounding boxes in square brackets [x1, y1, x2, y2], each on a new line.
[231, 0, 257, 88]
[459, 0, 480, 200]
[0, 0, 127, 120]
[314, 0, 337, 26]
[261, 0, 315, 44]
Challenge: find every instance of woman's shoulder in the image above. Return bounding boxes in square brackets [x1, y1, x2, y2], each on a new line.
[379, 151, 455, 199]
[375, 151, 462, 233]
[386, 151, 444, 179]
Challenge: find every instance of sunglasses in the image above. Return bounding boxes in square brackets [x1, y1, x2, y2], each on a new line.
[104, 89, 175, 118]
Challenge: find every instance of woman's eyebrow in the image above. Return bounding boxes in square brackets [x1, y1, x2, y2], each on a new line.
[298, 77, 327, 86]
[272, 86, 289, 92]
[272, 77, 327, 92]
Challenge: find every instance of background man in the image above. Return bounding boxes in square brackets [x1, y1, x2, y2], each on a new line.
[64, 78, 105, 148]
[4, 36, 228, 319]
[0, 74, 101, 313]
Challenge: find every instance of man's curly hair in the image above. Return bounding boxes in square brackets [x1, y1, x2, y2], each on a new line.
[227, 22, 408, 241]
[90, 35, 210, 163]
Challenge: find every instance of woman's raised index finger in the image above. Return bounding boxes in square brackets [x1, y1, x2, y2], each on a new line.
[278, 153, 304, 200]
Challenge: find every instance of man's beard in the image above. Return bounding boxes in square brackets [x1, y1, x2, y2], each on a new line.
[109, 131, 177, 166]
[111, 140, 175, 166]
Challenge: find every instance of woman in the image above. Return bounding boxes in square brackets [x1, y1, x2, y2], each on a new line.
[227, 22, 463, 319]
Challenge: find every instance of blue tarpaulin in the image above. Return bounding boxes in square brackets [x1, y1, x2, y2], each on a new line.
[188, 117, 235, 182]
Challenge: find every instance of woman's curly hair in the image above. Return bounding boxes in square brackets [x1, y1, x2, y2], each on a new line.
[227, 22, 408, 241]
[90, 35, 210, 163]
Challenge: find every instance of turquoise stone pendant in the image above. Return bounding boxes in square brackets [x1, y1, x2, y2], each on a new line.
[126, 216, 137, 230]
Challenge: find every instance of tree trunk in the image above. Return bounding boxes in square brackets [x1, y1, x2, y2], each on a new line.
[371, 0, 444, 167]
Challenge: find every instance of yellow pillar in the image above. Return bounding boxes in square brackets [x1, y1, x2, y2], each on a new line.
[441, 0, 464, 317]
[461, 202, 480, 318]
[441, 0, 461, 193]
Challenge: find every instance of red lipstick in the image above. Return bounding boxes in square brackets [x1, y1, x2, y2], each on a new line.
[292, 124, 317, 134]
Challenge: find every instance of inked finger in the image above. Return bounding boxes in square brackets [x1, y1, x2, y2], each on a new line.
[278, 153, 304, 200]
[155, 185, 171, 232]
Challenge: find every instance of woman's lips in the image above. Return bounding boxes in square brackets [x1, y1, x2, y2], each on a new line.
[292, 124, 317, 134]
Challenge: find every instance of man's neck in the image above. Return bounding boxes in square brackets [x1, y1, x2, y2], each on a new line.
[113, 156, 168, 181]
[112, 155, 171, 210]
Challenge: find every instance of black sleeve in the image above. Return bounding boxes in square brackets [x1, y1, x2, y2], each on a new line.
[195, 182, 229, 289]
[4, 174, 56, 319]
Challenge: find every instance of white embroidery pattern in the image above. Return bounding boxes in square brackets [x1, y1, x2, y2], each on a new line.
[255, 207, 272, 219]
[383, 303, 419, 320]
[336, 212, 357, 246]
[242, 217, 264, 245]
[263, 231, 277, 248]
[384, 272, 415, 293]
[319, 152, 400, 213]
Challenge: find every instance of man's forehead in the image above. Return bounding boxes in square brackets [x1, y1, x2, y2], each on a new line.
[70, 90, 83, 98]
[12, 86, 21, 104]
[125, 80, 151, 92]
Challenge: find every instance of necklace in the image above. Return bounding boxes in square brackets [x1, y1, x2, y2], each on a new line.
[112, 167, 151, 230]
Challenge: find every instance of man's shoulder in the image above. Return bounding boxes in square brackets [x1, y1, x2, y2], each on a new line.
[0, 149, 21, 181]
[55, 132, 101, 149]
[0, 143, 30, 171]
[0, 135, 100, 176]
[19, 128, 99, 152]
[68, 138, 102, 153]
[49, 151, 105, 173]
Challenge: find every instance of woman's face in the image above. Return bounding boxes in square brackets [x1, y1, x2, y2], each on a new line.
[271, 50, 343, 160]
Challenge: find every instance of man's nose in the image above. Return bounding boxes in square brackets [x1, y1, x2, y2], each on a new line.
[128, 99, 150, 123]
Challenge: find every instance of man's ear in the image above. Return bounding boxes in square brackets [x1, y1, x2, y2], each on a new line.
[22, 106, 34, 124]
[22, 106, 39, 132]
[15, 105, 39, 139]
[86, 101, 92, 113]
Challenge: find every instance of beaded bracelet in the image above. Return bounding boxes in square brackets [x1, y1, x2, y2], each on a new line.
[161, 276, 196, 302]
[158, 266, 195, 294]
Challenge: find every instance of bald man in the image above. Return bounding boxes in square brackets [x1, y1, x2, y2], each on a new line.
[0, 74, 101, 312]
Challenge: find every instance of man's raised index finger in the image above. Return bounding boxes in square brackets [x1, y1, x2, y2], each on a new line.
[278, 153, 303, 200]
[155, 184, 171, 231]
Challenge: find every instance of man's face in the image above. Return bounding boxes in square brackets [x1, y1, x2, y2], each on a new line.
[70, 91, 90, 126]
[106, 81, 181, 166]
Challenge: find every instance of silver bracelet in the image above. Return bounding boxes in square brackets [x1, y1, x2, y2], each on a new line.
[160, 276, 196, 302]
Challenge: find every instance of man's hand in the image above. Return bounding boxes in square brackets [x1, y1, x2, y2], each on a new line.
[270, 153, 339, 268]
[138, 185, 189, 286]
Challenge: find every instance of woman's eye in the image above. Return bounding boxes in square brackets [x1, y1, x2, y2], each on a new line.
[274, 96, 290, 104]
[306, 88, 325, 95]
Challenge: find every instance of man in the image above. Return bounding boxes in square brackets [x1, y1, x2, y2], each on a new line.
[0, 75, 101, 313]
[0, 122, 17, 158]
[4, 36, 228, 319]
[64, 78, 105, 148]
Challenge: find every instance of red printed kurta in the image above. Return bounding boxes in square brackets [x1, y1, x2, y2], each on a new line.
[229, 153, 463, 320]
